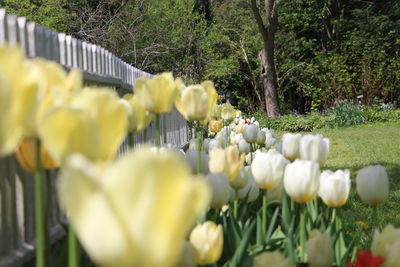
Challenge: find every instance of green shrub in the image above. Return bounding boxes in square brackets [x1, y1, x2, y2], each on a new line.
[254, 102, 399, 132]
[331, 100, 364, 127]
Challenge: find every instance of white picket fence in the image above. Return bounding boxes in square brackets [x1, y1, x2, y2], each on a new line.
[0, 9, 190, 267]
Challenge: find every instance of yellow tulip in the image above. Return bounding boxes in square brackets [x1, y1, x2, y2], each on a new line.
[306, 230, 333, 267]
[128, 95, 154, 133]
[209, 146, 245, 183]
[15, 138, 59, 172]
[24, 59, 83, 137]
[221, 103, 236, 123]
[371, 225, 400, 260]
[209, 119, 223, 133]
[58, 147, 211, 267]
[175, 81, 217, 122]
[0, 46, 39, 155]
[189, 221, 223, 265]
[253, 251, 292, 267]
[134, 72, 179, 114]
[211, 104, 222, 119]
[39, 88, 128, 163]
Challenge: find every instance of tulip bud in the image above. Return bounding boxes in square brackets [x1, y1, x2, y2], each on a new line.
[230, 167, 249, 189]
[256, 131, 266, 146]
[284, 159, 320, 203]
[190, 221, 223, 265]
[299, 134, 330, 165]
[203, 138, 210, 152]
[238, 139, 251, 154]
[221, 103, 236, 122]
[282, 133, 301, 161]
[319, 169, 351, 207]
[208, 139, 221, 152]
[243, 124, 259, 144]
[253, 251, 292, 267]
[206, 173, 232, 208]
[306, 230, 333, 267]
[265, 133, 276, 149]
[356, 165, 389, 206]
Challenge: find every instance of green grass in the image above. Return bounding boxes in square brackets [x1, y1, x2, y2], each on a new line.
[314, 122, 400, 248]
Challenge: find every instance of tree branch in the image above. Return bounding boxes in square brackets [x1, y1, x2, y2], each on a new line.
[250, 0, 268, 44]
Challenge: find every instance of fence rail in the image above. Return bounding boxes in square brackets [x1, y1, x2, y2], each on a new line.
[0, 8, 189, 267]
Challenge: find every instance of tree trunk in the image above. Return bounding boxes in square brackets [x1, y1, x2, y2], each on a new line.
[259, 46, 280, 117]
[250, 0, 282, 117]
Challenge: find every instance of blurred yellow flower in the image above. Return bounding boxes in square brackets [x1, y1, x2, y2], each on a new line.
[211, 104, 222, 119]
[253, 251, 292, 267]
[371, 225, 400, 259]
[15, 138, 59, 172]
[134, 72, 179, 114]
[58, 147, 211, 267]
[209, 146, 245, 182]
[306, 229, 333, 267]
[189, 221, 223, 265]
[355, 221, 369, 230]
[39, 88, 128, 163]
[25, 59, 83, 137]
[175, 81, 217, 122]
[221, 103, 236, 123]
[126, 94, 154, 133]
[0, 46, 39, 155]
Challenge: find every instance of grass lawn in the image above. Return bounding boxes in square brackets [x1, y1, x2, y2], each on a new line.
[314, 122, 400, 248]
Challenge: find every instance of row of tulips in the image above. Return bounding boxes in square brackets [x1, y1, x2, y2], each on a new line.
[0, 44, 398, 267]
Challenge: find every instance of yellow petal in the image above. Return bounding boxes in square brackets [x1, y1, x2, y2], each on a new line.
[38, 107, 100, 163]
[102, 148, 211, 267]
[71, 88, 128, 161]
[58, 154, 136, 267]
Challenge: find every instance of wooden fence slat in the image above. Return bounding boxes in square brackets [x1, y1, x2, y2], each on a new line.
[26, 22, 35, 58]
[17, 17, 27, 55]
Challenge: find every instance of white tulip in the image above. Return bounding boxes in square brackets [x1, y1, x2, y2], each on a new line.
[356, 165, 389, 206]
[261, 128, 275, 137]
[243, 124, 259, 144]
[251, 150, 289, 190]
[189, 138, 200, 150]
[282, 133, 302, 161]
[238, 139, 251, 154]
[319, 169, 351, 207]
[185, 149, 209, 174]
[299, 134, 330, 165]
[208, 139, 220, 152]
[284, 159, 320, 203]
[264, 132, 276, 149]
[206, 173, 231, 208]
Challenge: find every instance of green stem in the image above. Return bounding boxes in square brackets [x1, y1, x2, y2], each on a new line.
[233, 199, 238, 219]
[34, 139, 47, 267]
[372, 205, 378, 230]
[155, 114, 160, 147]
[143, 128, 147, 143]
[68, 226, 79, 267]
[196, 123, 203, 174]
[262, 190, 267, 243]
[300, 205, 306, 263]
[334, 208, 343, 264]
[128, 133, 134, 148]
[250, 144, 253, 163]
